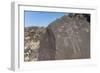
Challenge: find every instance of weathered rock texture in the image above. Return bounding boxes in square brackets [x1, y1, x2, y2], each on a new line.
[48, 14, 90, 59]
[38, 28, 56, 60]
[24, 27, 46, 61]
[24, 13, 90, 61]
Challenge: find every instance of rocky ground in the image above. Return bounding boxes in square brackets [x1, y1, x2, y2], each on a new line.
[24, 13, 90, 62]
[24, 26, 46, 61]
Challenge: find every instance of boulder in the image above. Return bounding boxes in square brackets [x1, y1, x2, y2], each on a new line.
[38, 28, 56, 60]
[48, 14, 90, 59]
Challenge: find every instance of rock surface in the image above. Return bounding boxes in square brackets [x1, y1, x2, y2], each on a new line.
[38, 27, 56, 60]
[24, 13, 90, 61]
[48, 14, 90, 59]
[24, 27, 46, 61]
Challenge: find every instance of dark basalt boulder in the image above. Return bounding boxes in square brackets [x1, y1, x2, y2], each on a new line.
[48, 14, 90, 59]
[38, 28, 56, 60]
